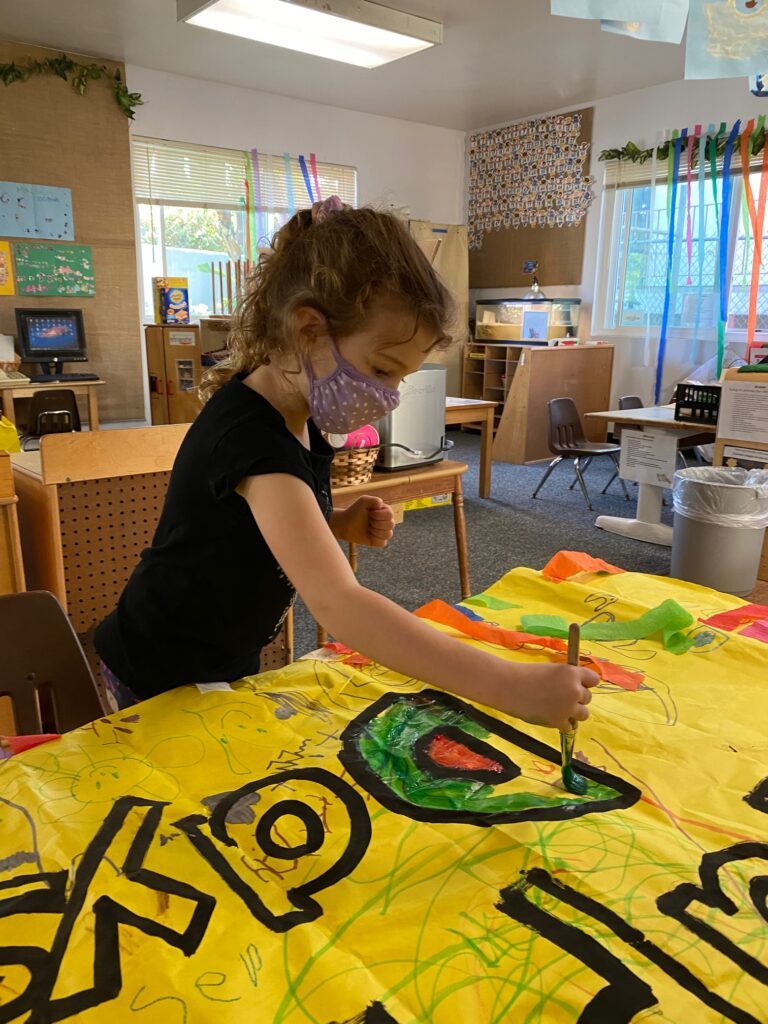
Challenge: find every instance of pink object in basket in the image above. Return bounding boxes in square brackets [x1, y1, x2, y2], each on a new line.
[324, 425, 380, 450]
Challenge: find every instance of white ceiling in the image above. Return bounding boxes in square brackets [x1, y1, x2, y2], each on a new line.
[0, 0, 686, 130]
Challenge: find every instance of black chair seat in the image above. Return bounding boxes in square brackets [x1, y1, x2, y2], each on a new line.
[559, 441, 620, 456]
[532, 397, 629, 511]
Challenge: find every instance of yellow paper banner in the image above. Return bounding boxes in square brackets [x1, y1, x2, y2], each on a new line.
[0, 566, 766, 1022]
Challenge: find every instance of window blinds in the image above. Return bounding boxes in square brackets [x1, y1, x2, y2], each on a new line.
[603, 151, 765, 188]
[132, 137, 357, 210]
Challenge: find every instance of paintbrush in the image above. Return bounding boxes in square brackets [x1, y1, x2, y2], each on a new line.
[560, 623, 588, 795]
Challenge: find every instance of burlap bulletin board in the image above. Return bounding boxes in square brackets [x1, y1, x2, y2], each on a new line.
[0, 42, 143, 422]
[469, 107, 594, 289]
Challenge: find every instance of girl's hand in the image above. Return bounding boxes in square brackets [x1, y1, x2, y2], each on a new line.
[495, 663, 599, 734]
[335, 496, 396, 547]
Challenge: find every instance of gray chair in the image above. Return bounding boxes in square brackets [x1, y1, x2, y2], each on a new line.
[0, 590, 107, 734]
[532, 397, 629, 511]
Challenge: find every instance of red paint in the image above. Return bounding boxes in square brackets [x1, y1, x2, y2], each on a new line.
[428, 733, 504, 773]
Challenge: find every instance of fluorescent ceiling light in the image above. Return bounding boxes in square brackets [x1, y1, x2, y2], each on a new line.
[177, 0, 443, 68]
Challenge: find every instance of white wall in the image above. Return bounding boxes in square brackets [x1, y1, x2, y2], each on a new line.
[471, 77, 768, 403]
[126, 65, 466, 224]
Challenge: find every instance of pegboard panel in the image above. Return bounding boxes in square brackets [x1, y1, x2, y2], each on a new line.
[55, 470, 290, 683]
[57, 473, 171, 635]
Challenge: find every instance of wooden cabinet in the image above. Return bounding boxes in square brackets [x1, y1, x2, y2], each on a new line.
[145, 325, 203, 425]
[464, 342, 613, 464]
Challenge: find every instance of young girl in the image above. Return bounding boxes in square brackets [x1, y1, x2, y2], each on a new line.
[96, 199, 597, 730]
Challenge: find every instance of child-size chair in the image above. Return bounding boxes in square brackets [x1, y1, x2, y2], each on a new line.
[20, 389, 81, 451]
[0, 590, 107, 734]
[532, 397, 629, 511]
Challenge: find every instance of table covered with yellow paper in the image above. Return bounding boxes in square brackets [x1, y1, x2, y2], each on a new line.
[0, 555, 766, 1023]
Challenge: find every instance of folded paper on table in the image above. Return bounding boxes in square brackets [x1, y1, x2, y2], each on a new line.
[541, 549, 625, 582]
[0, 561, 765, 1022]
[521, 598, 695, 653]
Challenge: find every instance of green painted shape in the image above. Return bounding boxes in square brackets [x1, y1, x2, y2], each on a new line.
[464, 595, 521, 610]
[521, 599, 696, 654]
[357, 700, 619, 815]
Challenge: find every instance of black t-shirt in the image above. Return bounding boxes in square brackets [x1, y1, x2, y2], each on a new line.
[95, 374, 333, 698]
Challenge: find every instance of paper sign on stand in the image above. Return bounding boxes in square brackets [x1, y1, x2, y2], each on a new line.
[619, 427, 679, 487]
[718, 380, 768, 446]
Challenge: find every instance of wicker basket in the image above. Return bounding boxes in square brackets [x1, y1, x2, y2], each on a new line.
[330, 446, 380, 486]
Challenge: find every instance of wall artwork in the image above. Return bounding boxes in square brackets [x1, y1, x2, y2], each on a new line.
[1, 560, 766, 1020]
[0, 181, 74, 240]
[0, 241, 14, 296]
[687, 0, 768, 79]
[12, 242, 95, 297]
[469, 107, 595, 288]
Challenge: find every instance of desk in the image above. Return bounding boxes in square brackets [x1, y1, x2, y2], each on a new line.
[0, 378, 105, 430]
[1, 563, 764, 1021]
[587, 406, 717, 546]
[445, 396, 495, 498]
[334, 459, 470, 599]
[318, 460, 472, 647]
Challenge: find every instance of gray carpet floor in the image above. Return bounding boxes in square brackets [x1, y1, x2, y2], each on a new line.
[292, 430, 673, 657]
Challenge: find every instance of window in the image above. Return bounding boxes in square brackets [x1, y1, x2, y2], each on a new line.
[132, 138, 357, 319]
[596, 166, 767, 337]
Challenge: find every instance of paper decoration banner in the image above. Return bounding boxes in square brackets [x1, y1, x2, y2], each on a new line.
[0, 241, 14, 296]
[0, 181, 74, 240]
[686, 0, 768, 79]
[552, 0, 690, 42]
[0, 563, 766, 1021]
[601, 0, 690, 43]
[551, 0, 646, 19]
[468, 111, 593, 251]
[13, 242, 95, 297]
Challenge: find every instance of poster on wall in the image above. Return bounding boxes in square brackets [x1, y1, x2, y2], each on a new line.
[0, 181, 74, 240]
[13, 242, 95, 297]
[0, 241, 15, 296]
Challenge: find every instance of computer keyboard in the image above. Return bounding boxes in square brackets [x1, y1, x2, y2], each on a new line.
[29, 372, 100, 383]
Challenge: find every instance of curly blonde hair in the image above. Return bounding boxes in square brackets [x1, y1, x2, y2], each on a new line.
[200, 205, 455, 403]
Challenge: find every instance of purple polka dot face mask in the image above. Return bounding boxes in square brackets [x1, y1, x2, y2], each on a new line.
[305, 338, 400, 433]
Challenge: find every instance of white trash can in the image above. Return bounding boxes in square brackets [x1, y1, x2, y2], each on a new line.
[671, 468, 768, 597]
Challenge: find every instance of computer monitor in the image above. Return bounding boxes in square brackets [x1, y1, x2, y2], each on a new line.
[15, 308, 87, 374]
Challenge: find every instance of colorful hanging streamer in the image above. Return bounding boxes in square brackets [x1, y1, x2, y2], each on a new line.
[655, 129, 686, 404]
[298, 154, 314, 203]
[747, 116, 768, 358]
[283, 152, 296, 217]
[717, 121, 741, 377]
[685, 126, 700, 285]
[309, 153, 323, 201]
[250, 148, 267, 250]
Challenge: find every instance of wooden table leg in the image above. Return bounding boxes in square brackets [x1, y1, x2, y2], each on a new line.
[1, 391, 14, 424]
[479, 408, 493, 499]
[348, 541, 358, 572]
[452, 474, 471, 599]
[87, 387, 100, 431]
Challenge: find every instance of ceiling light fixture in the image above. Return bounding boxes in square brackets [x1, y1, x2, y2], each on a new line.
[177, 0, 443, 68]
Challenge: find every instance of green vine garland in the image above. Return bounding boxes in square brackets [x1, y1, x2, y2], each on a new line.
[600, 126, 768, 164]
[0, 54, 143, 119]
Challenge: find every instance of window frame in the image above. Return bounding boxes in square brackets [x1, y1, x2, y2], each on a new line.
[132, 137, 358, 320]
[593, 172, 754, 342]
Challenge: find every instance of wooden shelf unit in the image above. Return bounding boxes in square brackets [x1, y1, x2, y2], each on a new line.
[463, 343, 614, 464]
